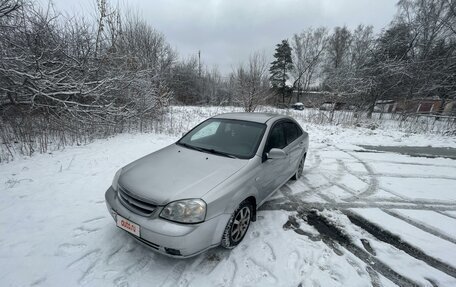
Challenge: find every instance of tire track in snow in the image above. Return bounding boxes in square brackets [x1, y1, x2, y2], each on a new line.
[66, 249, 101, 285]
[82, 216, 106, 224]
[345, 210, 456, 279]
[67, 249, 101, 268]
[365, 266, 381, 287]
[436, 211, 456, 220]
[302, 210, 419, 286]
[383, 209, 456, 245]
[262, 144, 456, 284]
[323, 156, 456, 208]
[106, 245, 124, 265]
[352, 158, 456, 169]
[357, 172, 456, 181]
[160, 262, 186, 287]
[260, 200, 456, 212]
[336, 147, 379, 200]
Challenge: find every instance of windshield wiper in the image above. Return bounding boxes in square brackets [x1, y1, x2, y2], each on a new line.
[177, 142, 206, 152]
[178, 143, 238, 159]
[199, 147, 238, 159]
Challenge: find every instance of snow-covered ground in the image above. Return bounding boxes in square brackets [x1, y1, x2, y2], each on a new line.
[1, 107, 456, 286]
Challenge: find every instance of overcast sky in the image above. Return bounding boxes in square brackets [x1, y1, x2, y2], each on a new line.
[45, 0, 398, 75]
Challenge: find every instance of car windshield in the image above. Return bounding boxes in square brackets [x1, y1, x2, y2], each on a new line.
[177, 119, 266, 159]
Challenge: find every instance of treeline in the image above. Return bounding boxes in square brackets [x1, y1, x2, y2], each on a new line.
[172, 0, 456, 115]
[263, 0, 456, 116]
[2, 0, 455, 117]
[0, 0, 455, 159]
[320, 0, 456, 116]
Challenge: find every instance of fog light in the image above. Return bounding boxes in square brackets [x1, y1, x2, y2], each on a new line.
[165, 248, 181, 256]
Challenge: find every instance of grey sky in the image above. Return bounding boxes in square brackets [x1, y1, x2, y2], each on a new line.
[47, 0, 398, 74]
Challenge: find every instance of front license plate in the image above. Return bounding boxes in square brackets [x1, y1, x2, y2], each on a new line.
[116, 215, 140, 237]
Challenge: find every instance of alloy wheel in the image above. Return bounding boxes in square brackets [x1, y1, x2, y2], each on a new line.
[230, 207, 251, 242]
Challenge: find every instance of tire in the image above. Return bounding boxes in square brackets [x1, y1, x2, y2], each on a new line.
[221, 201, 253, 249]
[291, 153, 306, 180]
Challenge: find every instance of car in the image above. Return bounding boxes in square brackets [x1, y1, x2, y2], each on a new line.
[319, 102, 334, 111]
[105, 113, 309, 258]
[291, 102, 304, 110]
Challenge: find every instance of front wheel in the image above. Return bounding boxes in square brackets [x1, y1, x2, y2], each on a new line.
[221, 201, 253, 249]
[292, 153, 306, 180]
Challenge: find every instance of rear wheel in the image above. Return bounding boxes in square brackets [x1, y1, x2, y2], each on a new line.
[221, 201, 253, 249]
[292, 153, 306, 180]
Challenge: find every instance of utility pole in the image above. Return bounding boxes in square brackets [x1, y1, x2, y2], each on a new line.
[198, 50, 201, 78]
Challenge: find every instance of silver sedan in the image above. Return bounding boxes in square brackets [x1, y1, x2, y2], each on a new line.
[105, 112, 309, 257]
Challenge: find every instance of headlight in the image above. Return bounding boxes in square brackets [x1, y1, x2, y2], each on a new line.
[112, 169, 122, 191]
[160, 199, 206, 224]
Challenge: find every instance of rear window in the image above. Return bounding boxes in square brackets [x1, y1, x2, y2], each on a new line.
[284, 122, 302, 144]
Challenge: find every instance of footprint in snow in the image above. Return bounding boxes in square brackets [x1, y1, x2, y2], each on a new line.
[67, 249, 101, 285]
[360, 238, 376, 256]
[251, 231, 260, 238]
[261, 241, 276, 262]
[287, 251, 299, 270]
[113, 276, 129, 287]
[56, 242, 87, 255]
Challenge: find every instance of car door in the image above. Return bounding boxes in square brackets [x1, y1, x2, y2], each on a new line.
[283, 122, 303, 175]
[256, 122, 289, 204]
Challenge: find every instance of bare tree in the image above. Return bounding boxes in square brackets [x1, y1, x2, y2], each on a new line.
[322, 26, 353, 96]
[0, 0, 21, 19]
[327, 26, 352, 69]
[291, 27, 328, 102]
[0, 1, 178, 158]
[232, 52, 271, 112]
[395, 0, 456, 104]
[350, 25, 374, 69]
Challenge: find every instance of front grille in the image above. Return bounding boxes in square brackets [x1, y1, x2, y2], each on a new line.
[118, 185, 157, 216]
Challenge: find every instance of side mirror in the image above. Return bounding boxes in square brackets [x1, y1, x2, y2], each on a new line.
[267, 148, 287, 160]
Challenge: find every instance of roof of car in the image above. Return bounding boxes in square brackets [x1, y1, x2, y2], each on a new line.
[213, 112, 280, 123]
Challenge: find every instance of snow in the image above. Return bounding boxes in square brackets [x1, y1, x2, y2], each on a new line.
[350, 208, 456, 269]
[1, 106, 456, 286]
[390, 209, 456, 241]
[378, 177, 456, 202]
[319, 209, 456, 287]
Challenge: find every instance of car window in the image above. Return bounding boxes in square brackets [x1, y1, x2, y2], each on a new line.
[295, 124, 303, 137]
[265, 123, 286, 152]
[191, 121, 220, 141]
[284, 122, 301, 144]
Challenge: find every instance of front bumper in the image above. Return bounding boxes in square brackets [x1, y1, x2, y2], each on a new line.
[105, 186, 230, 258]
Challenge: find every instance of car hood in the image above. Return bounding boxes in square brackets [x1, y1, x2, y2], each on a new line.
[118, 144, 248, 205]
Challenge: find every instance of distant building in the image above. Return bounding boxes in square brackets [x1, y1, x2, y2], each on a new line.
[397, 98, 442, 114]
